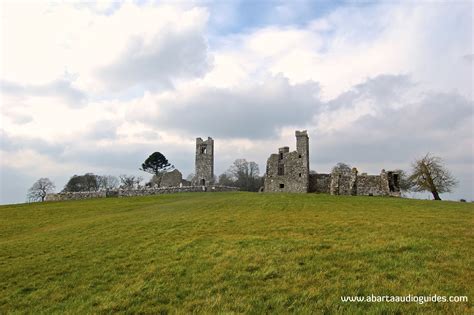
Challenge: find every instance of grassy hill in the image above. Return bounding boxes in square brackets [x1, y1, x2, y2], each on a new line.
[1, 192, 472, 314]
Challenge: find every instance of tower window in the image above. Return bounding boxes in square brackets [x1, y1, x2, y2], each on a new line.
[299, 154, 302, 158]
[278, 165, 284, 175]
[279, 184, 284, 189]
[279, 152, 283, 160]
[200, 146, 207, 154]
[299, 173, 302, 177]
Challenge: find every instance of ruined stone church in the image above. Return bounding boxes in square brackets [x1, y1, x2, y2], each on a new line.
[263, 130, 401, 196]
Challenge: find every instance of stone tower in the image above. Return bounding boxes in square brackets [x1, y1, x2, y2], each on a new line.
[194, 137, 214, 186]
[295, 130, 310, 192]
[263, 130, 310, 193]
[296, 130, 310, 177]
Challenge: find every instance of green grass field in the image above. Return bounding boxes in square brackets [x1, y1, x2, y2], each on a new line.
[1, 192, 472, 314]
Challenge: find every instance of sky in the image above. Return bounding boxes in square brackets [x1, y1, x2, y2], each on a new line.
[0, 0, 473, 204]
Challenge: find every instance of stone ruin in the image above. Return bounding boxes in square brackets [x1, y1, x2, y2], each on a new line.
[159, 169, 191, 187]
[45, 131, 401, 201]
[193, 137, 214, 186]
[263, 130, 401, 197]
[160, 137, 214, 188]
[44, 186, 238, 201]
[264, 130, 310, 193]
[45, 136, 236, 201]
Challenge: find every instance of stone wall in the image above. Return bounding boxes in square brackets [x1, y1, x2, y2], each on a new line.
[263, 130, 309, 193]
[357, 174, 383, 196]
[330, 168, 358, 196]
[309, 173, 331, 193]
[117, 185, 238, 197]
[308, 170, 401, 197]
[45, 186, 239, 202]
[160, 169, 183, 187]
[262, 130, 402, 197]
[45, 191, 107, 201]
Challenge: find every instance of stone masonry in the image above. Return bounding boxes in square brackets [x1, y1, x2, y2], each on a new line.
[264, 130, 401, 197]
[324, 168, 400, 197]
[160, 169, 183, 187]
[193, 137, 214, 186]
[45, 136, 233, 202]
[45, 186, 238, 201]
[264, 130, 310, 193]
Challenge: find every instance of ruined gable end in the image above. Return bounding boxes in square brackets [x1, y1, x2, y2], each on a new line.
[160, 169, 183, 187]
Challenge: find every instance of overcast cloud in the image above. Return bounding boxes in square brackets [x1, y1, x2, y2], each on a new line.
[97, 27, 212, 92]
[1, 78, 86, 107]
[0, 0, 472, 204]
[145, 76, 322, 139]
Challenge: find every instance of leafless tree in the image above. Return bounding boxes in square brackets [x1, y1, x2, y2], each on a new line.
[331, 162, 352, 174]
[27, 178, 55, 202]
[226, 159, 262, 191]
[408, 153, 457, 200]
[218, 172, 235, 186]
[119, 175, 143, 189]
[97, 175, 119, 190]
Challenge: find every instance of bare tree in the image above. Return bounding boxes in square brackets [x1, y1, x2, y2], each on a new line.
[409, 153, 457, 200]
[119, 175, 143, 189]
[331, 162, 352, 174]
[249, 161, 259, 179]
[27, 178, 55, 202]
[97, 175, 119, 190]
[226, 159, 262, 191]
[218, 172, 235, 186]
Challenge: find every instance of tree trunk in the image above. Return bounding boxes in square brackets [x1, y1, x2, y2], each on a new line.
[431, 190, 441, 200]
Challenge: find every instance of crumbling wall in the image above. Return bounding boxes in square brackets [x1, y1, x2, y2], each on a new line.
[330, 168, 357, 195]
[45, 191, 107, 201]
[354, 170, 401, 197]
[309, 173, 331, 193]
[160, 169, 183, 187]
[385, 170, 401, 197]
[45, 186, 239, 202]
[316, 169, 401, 197]
[263, 130, 309, 193]
[181, 179, 191, 186]
[117, 185, 238, 197]
[357, 175, 383, 196]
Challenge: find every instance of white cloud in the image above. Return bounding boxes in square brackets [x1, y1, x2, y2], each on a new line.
[1, 2, 211, 94]
[202, 2, 472, 100]
[127, 75, 322, 139]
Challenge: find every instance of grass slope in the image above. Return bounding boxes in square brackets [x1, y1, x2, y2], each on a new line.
[0, 193, 473, 314]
